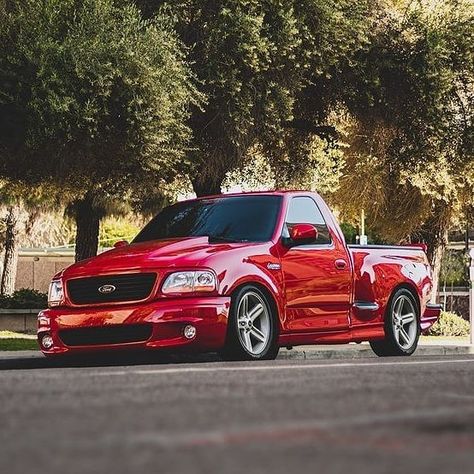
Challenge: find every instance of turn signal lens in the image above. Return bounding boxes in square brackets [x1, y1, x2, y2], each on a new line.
[162, 271, 216, 294]
[48, 280, 64, 307]
[38, 312, 50, 326]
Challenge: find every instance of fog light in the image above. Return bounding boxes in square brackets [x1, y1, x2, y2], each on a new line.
[183, 325, 196, 339]
[41, 334, 54, 350]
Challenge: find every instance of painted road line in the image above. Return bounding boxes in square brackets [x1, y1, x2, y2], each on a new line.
[121, 357, 474, 376]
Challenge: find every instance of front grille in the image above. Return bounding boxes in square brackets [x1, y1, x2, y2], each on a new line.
[59, 324, 153, 346]
[67, 273, 157, 305]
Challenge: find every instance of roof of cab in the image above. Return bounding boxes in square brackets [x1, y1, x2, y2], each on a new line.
[190, 190, 313, 201]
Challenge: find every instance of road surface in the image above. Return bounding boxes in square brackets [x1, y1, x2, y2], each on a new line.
[1, 353, 473, 473]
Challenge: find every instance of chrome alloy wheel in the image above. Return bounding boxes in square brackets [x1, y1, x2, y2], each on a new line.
[391, 294, 417, 349]
[236, 291, 270, 355]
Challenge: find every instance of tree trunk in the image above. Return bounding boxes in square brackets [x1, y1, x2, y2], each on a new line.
[429, 237, 446, 304]
[73, 194, 102, 262]
[442, 280, 446, 311]
[1, 205, 21, 296]
[412, 203, 451, 304]
[191, 174, 225, 197]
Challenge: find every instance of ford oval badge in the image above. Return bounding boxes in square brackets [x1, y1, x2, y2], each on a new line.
[98, 284, 116, 294]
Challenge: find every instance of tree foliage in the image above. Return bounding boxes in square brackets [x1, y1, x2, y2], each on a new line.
[332, 0, 473, 243]
[0, 0, 198, 185]
[440, 250, 468, 287]
[0, 0, 472, 271]
[0, 181, 62, 294]
[0, 0, 200, 260]
[159, 0, 306, 195]
[137, 1, 375, 195]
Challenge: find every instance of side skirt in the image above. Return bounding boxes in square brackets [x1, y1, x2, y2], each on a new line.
[278, 300, 385, 346]
[278, 323, 385, 347]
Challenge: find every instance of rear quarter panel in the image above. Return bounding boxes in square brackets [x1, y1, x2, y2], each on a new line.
[349, 245, 433, 328]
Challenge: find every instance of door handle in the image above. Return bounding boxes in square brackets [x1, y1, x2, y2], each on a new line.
[335, 259, 347, 270]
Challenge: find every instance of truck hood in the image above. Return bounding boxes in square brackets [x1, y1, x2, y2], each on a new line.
[61, 237, 252, 278]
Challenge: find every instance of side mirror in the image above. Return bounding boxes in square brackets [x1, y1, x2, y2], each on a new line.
[288, 223, 318, 244]
[113, 240, 129, 248]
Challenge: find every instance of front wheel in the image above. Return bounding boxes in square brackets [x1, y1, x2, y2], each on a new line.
[370, 288, 420, 357]
[221, 285, 279, 361]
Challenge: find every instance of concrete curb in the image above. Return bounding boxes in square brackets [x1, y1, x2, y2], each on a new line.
[278, 344, 474, 360]
[0, 350, 43, 359]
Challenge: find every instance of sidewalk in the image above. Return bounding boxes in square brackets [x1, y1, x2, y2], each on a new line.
[0, 336, 472, 361]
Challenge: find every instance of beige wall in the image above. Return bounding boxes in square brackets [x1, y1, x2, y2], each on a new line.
[15, 255, 74, 293]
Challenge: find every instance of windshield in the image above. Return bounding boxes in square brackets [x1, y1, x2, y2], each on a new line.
[133, 195, 282, 244]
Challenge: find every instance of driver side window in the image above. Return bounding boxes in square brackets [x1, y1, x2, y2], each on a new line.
[285, 197, 332, 245]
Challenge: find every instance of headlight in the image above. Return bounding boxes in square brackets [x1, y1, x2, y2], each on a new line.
[48, 280, 64, 307]
[162, 271, 216, 294]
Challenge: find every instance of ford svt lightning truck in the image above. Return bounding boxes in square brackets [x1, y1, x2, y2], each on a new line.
[39, 191, 441, 360]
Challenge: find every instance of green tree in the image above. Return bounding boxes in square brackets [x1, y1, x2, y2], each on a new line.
[263, 0, 374, 186]
[331, 0, 474, 295]
[0, 0, 200, 261]
[0, 182, 60, 295]
[137, 1, 373, 195]
[170, 0, 305, 196]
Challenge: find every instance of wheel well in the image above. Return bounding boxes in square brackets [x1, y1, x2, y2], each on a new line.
[231, 282, 281, 333]
[391, 283, 421, 317]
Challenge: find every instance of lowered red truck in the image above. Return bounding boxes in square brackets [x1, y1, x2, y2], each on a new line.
[39, 191, 441, 359]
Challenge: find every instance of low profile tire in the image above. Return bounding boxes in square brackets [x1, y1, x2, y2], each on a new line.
[369, 288, 420, 357]
[221, 285, 279, 361]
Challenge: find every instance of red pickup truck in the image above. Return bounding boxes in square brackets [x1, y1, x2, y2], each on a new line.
[39, 191, 441, 359]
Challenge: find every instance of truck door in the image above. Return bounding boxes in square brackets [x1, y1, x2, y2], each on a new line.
[280, 196, 352, 332]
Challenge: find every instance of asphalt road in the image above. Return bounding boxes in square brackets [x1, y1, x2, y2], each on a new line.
[1, 353, 473, 474]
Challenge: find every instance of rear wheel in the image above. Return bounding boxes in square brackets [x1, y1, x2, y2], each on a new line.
[370, 288, 420, 357]
[221, 285, 279, 361]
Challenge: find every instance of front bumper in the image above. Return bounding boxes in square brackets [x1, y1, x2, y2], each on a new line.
[420, 303, 442, 332]
[37, 296, 230, 356]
